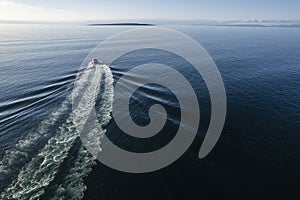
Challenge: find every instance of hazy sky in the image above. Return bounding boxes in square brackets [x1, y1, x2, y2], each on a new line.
[0, 0, 299, 22]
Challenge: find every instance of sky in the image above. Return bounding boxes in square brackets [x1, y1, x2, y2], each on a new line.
[0, 0, 299, 22]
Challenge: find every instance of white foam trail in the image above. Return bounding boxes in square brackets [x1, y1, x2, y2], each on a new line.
[48, 65, 114, 199]
[76, 64, 114, 157]
[0, 66, 93, 190]
[0, 97, 71, 188]
[48, 146, 96, 200]
[1, 63, 113, 199]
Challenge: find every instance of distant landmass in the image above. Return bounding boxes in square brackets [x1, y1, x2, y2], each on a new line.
[0, 20, 299, 28]
[87, 21, 300, 28]
[88, 23, 155, 26]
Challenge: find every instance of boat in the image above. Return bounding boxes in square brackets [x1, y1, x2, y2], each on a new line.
[92, 58, 100, 65]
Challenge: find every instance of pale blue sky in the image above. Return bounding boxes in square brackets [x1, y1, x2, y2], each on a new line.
[0, 0, 299, 22]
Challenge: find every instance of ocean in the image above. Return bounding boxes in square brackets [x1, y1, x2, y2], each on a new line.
[0, 24, 299, 199]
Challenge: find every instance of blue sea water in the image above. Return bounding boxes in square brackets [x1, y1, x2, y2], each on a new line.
[0, 24, 299, 199]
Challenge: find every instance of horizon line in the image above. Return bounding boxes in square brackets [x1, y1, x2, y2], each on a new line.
[1, 18, 300, 25]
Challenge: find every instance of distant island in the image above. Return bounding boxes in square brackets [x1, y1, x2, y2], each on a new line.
[88, 23, 155, 26]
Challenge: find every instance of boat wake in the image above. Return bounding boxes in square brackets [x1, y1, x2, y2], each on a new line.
[0, 61, 114, 199]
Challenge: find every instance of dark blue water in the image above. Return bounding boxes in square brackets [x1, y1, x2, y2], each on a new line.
[0, 24, 299, 199]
